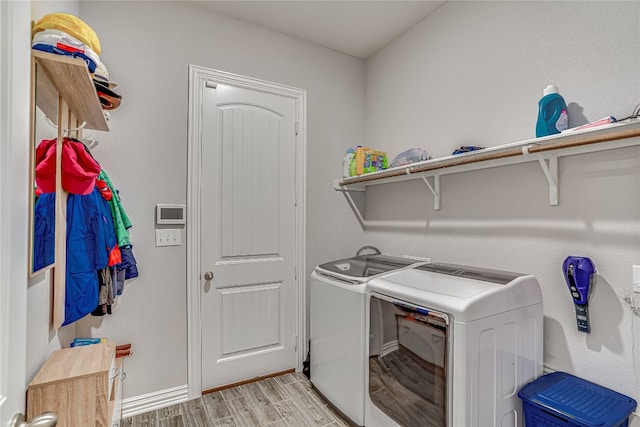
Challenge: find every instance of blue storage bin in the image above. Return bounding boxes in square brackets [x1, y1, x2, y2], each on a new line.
[518, 372, 637, 427]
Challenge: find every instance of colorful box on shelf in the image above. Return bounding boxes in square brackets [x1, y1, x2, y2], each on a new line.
[352, 147, 388, 176]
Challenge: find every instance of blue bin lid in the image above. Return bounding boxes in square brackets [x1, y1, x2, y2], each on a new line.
[518, 372, 637, 427]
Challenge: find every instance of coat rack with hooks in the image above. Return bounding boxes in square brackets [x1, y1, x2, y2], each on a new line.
[32, 50, 109, 329]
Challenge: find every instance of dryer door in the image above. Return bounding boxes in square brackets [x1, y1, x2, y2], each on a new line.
[369, 293, 449, 427]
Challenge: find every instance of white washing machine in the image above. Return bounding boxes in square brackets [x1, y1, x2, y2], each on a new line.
[366, 263, 543, 427]
[310, 250, 427, 426]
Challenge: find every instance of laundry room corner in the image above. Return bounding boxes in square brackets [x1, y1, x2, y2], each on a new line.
[360, 0, 640, 413]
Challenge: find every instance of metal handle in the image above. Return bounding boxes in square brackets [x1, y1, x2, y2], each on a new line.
[204, 271, 214, 280]
[356, 245, 381, 256]
[10, 412, 58, 427]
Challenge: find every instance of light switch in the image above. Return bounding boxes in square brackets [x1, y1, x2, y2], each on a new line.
[155, 229, 181, 247]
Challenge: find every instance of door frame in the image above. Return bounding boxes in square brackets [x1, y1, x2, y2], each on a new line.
[186, 65, 307, 399]
[0, 0, 31, 423]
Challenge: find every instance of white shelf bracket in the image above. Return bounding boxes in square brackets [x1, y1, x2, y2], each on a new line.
[333, 179, 365, 192]
[334, 179, 366, 228]
[344, 190, 365, 227]
[536, 153, 558, 205]
[421, 174, 441, 211]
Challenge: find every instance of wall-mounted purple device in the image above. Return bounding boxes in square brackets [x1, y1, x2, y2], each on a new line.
[562, 256, 596, 333]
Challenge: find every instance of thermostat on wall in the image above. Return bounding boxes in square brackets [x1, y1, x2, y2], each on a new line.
[156, 204, 186, 225]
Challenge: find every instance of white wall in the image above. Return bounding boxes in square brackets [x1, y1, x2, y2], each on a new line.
[26, 0, 81, 386]
[27, 0, 365, 399]
[363, 0, 640, 409]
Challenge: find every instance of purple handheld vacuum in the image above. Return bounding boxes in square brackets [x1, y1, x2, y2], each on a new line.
[562, 256, 596, 333]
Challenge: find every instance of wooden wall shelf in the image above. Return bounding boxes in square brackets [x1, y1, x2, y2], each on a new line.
[336, 120, 640, 225]
[33, 50, 108, 132]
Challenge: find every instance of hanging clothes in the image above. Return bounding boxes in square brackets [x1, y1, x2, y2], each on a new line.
[33, 193, 56, 271]
[35, 137, 101, 195]
[92, 267, 115, 316]
[96, 166, 139, 289]
[32, 136, 138, 325]
[119, 245, 138, 280]
[113, 266, 126, 296]
[62, 186, 117, 326]
[97, 169, 132, 248]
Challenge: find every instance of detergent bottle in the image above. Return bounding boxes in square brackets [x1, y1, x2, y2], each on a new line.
[342, 148, 355, 178]
[536, 84, 568, 137]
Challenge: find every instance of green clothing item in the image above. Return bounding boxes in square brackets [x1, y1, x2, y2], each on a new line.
[98, 170, 132, 248]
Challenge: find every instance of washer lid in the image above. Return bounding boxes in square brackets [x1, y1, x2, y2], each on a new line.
[368, 263, 542, 321]
[316, 255, 420, 282]
[416, 263, 521, 284]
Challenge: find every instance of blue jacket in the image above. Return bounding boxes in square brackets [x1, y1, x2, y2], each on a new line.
[33, 193, 56, 271]
[63, 187, 117, 325]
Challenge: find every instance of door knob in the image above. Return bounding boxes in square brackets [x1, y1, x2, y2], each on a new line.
[204, 271, 214, 280]
[10, 412, 57, 427]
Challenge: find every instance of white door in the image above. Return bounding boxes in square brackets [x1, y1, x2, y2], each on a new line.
[0, 1, 30, 425]
[199, 80, 299, 390]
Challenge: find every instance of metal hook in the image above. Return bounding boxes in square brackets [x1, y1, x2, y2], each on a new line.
[63, 121, 87, 136]
[44, 116, 57, 129]
[83, 138, 99, 151]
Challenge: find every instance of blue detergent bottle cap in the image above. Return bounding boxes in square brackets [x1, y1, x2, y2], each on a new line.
[536, 84, 568, 138]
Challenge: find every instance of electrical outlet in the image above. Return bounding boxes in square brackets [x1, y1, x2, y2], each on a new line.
[155, 229, 181, 247]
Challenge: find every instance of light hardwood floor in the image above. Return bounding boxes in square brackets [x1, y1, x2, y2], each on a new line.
[122, 373, 351, 427]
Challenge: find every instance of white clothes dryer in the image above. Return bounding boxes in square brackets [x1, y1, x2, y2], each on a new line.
[310, 252, 427, 426]
[366, 263, 543, 427]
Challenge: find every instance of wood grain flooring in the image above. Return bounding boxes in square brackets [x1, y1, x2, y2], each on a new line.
[122, 373, 350, 427]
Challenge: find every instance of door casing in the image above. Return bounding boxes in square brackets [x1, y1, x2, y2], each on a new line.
[186, 65, 307, 398]
[0, 0, 31, 424]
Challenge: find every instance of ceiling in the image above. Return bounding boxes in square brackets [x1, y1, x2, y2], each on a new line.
[192, 1, 446, 59]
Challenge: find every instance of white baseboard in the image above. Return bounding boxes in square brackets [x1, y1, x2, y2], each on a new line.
[122, 384, 189, 419]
